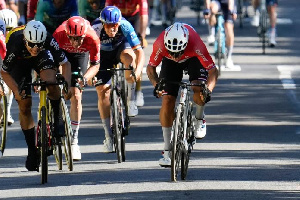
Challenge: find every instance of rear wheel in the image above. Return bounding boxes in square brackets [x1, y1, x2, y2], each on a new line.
[61, 99, 73, 171]
[0, 81, 8, 155]
[40, 106, 48, 184]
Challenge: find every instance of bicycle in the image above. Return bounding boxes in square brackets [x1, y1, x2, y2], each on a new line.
[100, 65, 135, 163]
[257, 0, 268, 54]
[0, 79, 8, 155]
[236, 0, 244, 28]
[214, 12, 227, 76]
[19, 74, 73, 184]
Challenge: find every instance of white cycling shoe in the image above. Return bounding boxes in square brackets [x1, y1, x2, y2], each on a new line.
[128, 101, 138, 117]
[159, 150, 171, 167]
[71, 144, 81, 161]
[195, 118, 207, 139]
[136, 91, 145, 107]
[103, 137, 113, 153]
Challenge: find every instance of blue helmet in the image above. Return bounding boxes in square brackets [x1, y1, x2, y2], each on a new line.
[100, 6, 122, 24]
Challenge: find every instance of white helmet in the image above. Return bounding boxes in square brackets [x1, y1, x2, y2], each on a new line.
[164, 22, 189, 53]
[24, 20, 47, 43]
[0, 9, 18, 30]
[0, 19, 5, 34]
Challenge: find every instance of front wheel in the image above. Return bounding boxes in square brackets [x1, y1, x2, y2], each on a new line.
[61, 99, 73, 171]
[0, 82, 8, 155]
[40, 106, 48, 184]
[171, 104, 184, 182]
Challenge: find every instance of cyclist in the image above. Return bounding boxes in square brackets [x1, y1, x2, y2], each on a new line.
[146, 22, 218, 166]
[0, 9, 18, 125]
[92, 6, 145, 152]
[78, 0, 105, 23]
[251, 0, 278, 47]
[34, 0, 78, 34]
[1, 20, 71, 171]
[204, 0, 237, 68]
[53, 16, 101, 160]
[105, 0, 149, 107]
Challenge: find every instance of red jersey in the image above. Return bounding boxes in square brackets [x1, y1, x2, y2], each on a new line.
[0, 32, 6, 60]
[106, 0, 148, 17]
[148, 24, 215, 70]
[27, 0, 38, 20]
[53, 20, 101, 65]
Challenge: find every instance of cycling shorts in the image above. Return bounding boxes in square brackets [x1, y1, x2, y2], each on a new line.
[95, 40, 131, 87]
[159, 57, 208, 98]
[64, 51, 89, 87]
[8, 50, 57, 95]
[212, 0, 234, 23]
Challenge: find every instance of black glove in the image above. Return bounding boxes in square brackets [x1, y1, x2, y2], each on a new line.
[153, 80, 165, 98]
[202, 87, 212, 103]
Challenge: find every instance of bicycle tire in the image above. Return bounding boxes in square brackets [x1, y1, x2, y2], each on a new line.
[238, 0, 244, 28]
[181, 102, 194, 180]
[40, 106, 48, 184]
[48, 102, 63, 170]
[0, 82, 8, 155]
[61, 99, 73, 171]
[260, 9, 268, 54]
[216, 28, 222, 75]
[112, 89, 123, 163]
[171, 104, 183, 182]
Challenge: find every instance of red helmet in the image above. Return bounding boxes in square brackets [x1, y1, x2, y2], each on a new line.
[65, 16, 88, 37]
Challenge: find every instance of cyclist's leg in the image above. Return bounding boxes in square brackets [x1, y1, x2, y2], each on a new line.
[222, 3, 235, 68]
[267, 0, 278, 46]
[187, 57, 208, 139]
[95, 50, 115, 153]
[207, 0, 220, 44]
[251, 0, 260, 26]
[10, 60, 37, 170]
[158, 58, 182, 166]
[119, 43, 139, 116]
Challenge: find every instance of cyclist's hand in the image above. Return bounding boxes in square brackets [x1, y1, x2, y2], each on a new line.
[15, 90, 26, 102]
[64, 90, 72, 100]
[141, 37, 148, 48]
[33, 85, 40, 93]
[153, 82, 165, 98]
[200, 87, 212, 104]
[77, 77, 86, 89]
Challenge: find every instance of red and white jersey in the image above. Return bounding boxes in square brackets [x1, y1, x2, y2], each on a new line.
[53, 20, 101, 65]
[148, 24, 215, 70]
[0, 32, 6, 60]
[106, 0, 148, 17]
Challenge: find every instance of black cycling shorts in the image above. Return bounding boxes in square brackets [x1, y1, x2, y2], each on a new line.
[212, 0, 234, 23]
[159, 57, 208, 97]
[8, 50, 57, 95]
[95, 40, 131, 86]
[64, 51, 89, 87]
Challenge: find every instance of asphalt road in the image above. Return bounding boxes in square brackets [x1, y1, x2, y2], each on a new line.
[0, 0, 300, 199]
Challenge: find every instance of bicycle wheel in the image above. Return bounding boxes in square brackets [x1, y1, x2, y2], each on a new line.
[112, 89, 124, 163]
[40, 106, 48, 184]
[0, 82, 8, 155]
[237, 0, 244, 28]
[48, 102, 62, 170]
[260, 9, 268, 54]
[61, 99, 73, 171]
[181, 102, 194, 180]
[216, 29, 222, 75]
[171, 104, 184, 182]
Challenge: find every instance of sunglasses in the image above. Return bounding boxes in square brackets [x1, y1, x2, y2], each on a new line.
[104, 23, 119, 29]
[25, 40, 45, 49]
[68, 36, 84, 41]
[168, 50, 184, 58]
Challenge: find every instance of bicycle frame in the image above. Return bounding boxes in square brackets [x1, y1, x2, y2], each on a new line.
[258, 0, 268, 54]
[214, 12, 226, 75]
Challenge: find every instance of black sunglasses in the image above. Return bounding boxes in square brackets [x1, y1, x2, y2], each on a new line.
[68, 36, 84, 41]
[168, 50, 184, 58]
[25, 40, 45, 49]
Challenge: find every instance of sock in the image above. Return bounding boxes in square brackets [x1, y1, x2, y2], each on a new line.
[23, 127, 36, 153]
[162, 127, 172, 151]
[102, 118, 112, 139]
[7, 92, 13, 117]
[209, 26, 215, 36]
[127, 82, 136, 102]
[227, 46, 233, 59]
[71, 121, 80, 142]
[195, 104, 205, 120]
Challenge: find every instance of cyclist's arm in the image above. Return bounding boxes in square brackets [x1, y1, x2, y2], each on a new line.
[139, 0, 149, 39]
[61, 60, 71, 89]
[205, 0, 211, 9]
[84, 63, 100, 85]
[0, 69, 20, 99]
[146, 64, 159, 87]
[133, 46, 145, 81]
[207, 67, 218, 93]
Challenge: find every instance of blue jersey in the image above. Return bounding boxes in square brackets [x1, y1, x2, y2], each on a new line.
[92, 17, 141, 51]
[35, 0, 78, 34]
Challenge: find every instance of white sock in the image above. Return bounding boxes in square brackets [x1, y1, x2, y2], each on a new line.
[71, 121, 80, 141]
[209, 26, 215, 36]
[102, 118, 112, 139]
[195, 105, 205, 120]
[127, 82, 136, 102]
[162, 127, 172, 151]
